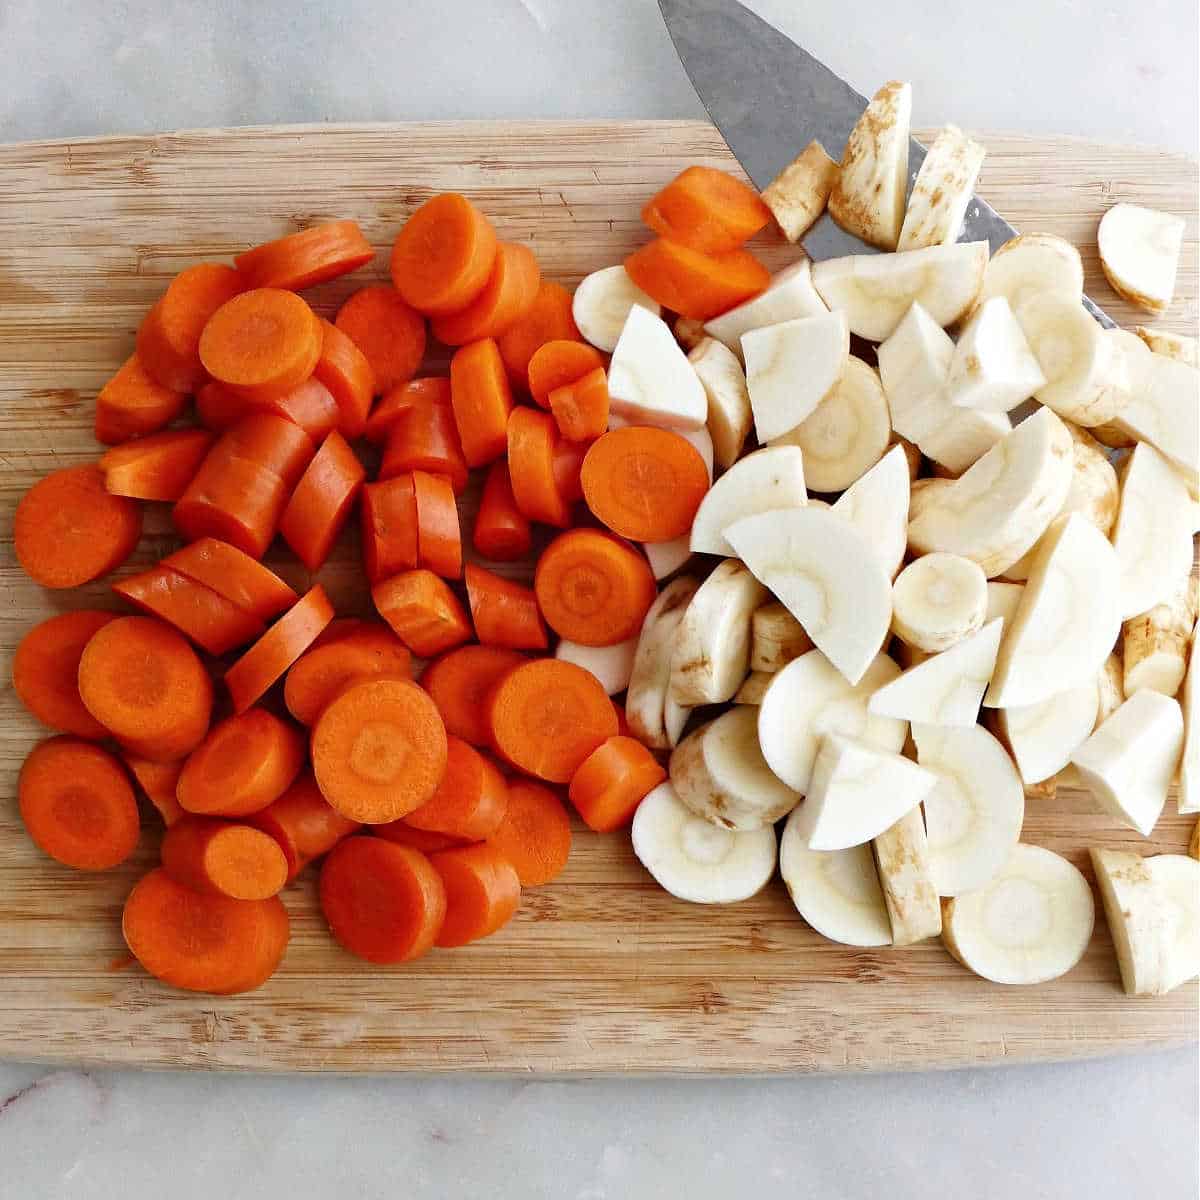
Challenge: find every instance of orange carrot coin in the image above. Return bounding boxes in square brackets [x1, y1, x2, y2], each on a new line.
[405, 735, 509, 841]
[429, 843, 521, 946]
[449, 338, 514, 467]
[100, 429, 215, 501]
[527, 339, 605, 409]
[164, 537, 297, 622]
[94, 354, 187, 445]
[472, 460, 532, 561]
[284, 623, 412, 726]
[641, 165, 771, 253]
[486, 779, 572, 886]
[624, 238, 769, 321]
[360, 474, 420, 583]
[420, 644, 526, 748]
[248, 773, 361, 879]
[568, 735, 666, 832]
[363, 376, 451, 444]
[161, 816, 290, 901]
[335, 284, 427, 394]
[371, 569, 473, 658]
[279, 430, 366, 572]
[313, 319, 375, 438]
[507, 406, 571, 527]
[235, 220, 374, 291]
[464, 563, 547, 651]
[431, 242, 541, 345]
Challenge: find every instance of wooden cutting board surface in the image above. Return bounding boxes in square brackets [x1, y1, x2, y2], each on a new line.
[0, 121, 1196, 1074]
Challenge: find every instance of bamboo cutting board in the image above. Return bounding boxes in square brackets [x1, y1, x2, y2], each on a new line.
[0, 122, 1196, 1074]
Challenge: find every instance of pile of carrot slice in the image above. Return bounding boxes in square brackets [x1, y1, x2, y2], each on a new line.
[8, 169, 761, 994]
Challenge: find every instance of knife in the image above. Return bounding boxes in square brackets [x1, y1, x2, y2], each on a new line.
[658, 0, 1115, 328]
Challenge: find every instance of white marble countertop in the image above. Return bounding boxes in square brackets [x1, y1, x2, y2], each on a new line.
[1, 2, 1196, 1197]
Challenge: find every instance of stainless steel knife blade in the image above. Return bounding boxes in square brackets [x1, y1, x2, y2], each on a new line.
[659, 0, 1114, 327]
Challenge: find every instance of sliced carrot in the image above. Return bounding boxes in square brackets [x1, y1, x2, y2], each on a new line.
[507, 406, 571, 528]
[18, 736, 140, 870]
[534, 528, 657, 647]
[642, 165, 772, 253]
[196, 378, 340, 442]
[486, 778, 572, 886]
[373, 823, 468, 854]
[279, 430, 366, 572]
[161, 816, 289, 900]
[219, 411, 315, 488]
[100, 429, 214, 501]
[335, 284, 427, 395]
[497, 281, 581, 389]
[548, 367, 609, 442]
[624, 238, 769, 321]
[405, 735, 508, 841]
[248, 773, 361, 879]
[15, 465, 142, 589]
[473, 460, 532, 561]
[580, 425, 709, 542]
[12, 610, 117, 739]
[487, 658, 618, 783]
[431, 242, 541, 345]
[568, 735, 666, 833]
[163, 537, 297, 622]
[310, 617, 371, 648]
[94, 354, 187, 446]
[235, 220, 374, 291]
[122, 867, 289, 994]
[379, 396, 468, 493]
[390, 193, 498, 316]
[319, 837, 446, 963]
[194, 380, 246, 432]
[429, 843, 521, 946]
[413, 469, 462, 579]
[420, 644, 526, 748]
[527, 339, 605, 409]
[136, 263, 244, 391]
[284, 623, 412, 726]
[125, 754, 185, 826]
[612, 703, 632, 738]
[363, 376, 451, 444]
[449, 338, 514, 467]
[372, 569, 472, 657]
[313, 319, 375, 438]
[312, 677, 449, 824]
[114, 565, 265, 656]
[198, 288, 323, 402]
[224, 585, 334, 713]
[360, 475, 419, 583]
[464, 563, 547, 651]
[551, 437, 586, 504]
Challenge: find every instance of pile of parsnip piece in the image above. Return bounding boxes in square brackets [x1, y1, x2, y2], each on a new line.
[588, 81, 1199, 993]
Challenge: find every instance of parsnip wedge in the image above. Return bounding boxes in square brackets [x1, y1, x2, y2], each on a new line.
[985, 514, 1121, 708]
[1180, 620, 1199, 816]
[1111, 354, 1200, 481]
[985, 580, 1024, 628]
[869, 618, 1003, 727]
[703, 259, 827, 357]
[914, 723, 1025, 896]
[1097, 203, 1185, 314]
[750, 601, 812, 673]
[998, 680, 1099, 785]
[607, 303, 707, 431]
[947, 296, 1045, 413]
[670, 706, 800, 831]
[643, 535, 692, 581]
[742, 311, 849, 442]
[572, 264, 660, 353]
[897, 125, 986, 251]
[975, 232, 1083, 314]
[812, 242, 989, 342]
[762, 142, 839, 242]
[687, 338, 752, 470]
[733, 671, 773, 706]
[726, 506, 893, 685]
[1135, 325, 1198, 367]
[891, 553, 988, 652]
[1090, 848, 1174, 996]
[906, 406, 1074, 578]
[829, 444, 910, 579]
[758, 650, 905, 794]
[631, 782, 777, 905]
[891, 435, 921, 481]
[1070, 690, 1184, 836]
[922, 409, 1013, 476]
[775, 356, 891, 493]
[669, 560, 766, 706]
[789, 735, 939, 851]
[626, 576, 699, 751]
[1096, 652, 1126, 728]
[555, 636, 638, 696]
[828, 80, 911, 250]
[872, 808, 942, 945]
[780, 814, 893, 946]
[877, 302, 953, 442]
[1147, 855, 1200, 993]
[689, 446, 807, 557]
[1087, 330, 1148, 448]
[942, 844, 1094, 985]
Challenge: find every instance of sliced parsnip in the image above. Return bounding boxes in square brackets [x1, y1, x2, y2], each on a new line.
[1097, 203, 1185, 314]
[812, 242, 989, 342]
[775, 356, 891, 493]
[789, 734, 939, 851]
[897, 125, 986, 251]
[947, 296, 1045, 413]
[985, 580, 1024, 628]
[1070, 690, 1184, 836]
[758, 650, 905, 794]
[914, 722, 1025, 896]
[703, 259, 827, 357]
[780, 813, 893, 946]
[985, 514, 1121, 708]
[1147, 855, 1200, 993]
[733, 670, 773, 706]
[726, 506, 893, 685]
[907, 406, 1074, 578]
[626, 576, 699, 751]
[1087, 330, 1148, 449]
[872, 808, 942, 945]
[921, 409, 1011, 476]
[1135, 325, 1198, 367]
[572, 264, 660, 353]
[687, 337, 752, 470]
[670, 706, 800, 831]
[762, 142, 839, 242]
[975, 232, 1083, 314]
[1090, 848, 1175, 996]
[555, 636, 638, 696]
[829, 444, 910, 579]
[742, 311, 849, 442]
[942, 844, 1094, 985]
[689, 446, 807, 557]
[607, 304, 707, 430]
[643, 535, 692, 581]
[891, 435, 921, 481]
[891, 553, 988, 652]
[1096, 652, 1126, 728]
[999, 680, 1099, 785]
[828, 80, 911, 250]
[877, 302, 953, 441]
[1180, 619, 1200, 816]
[631, 782, 777, 904]
[1113, 354, 1200, 482]
[750, 601, 812, 673]
[664, 694, 690, 749]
